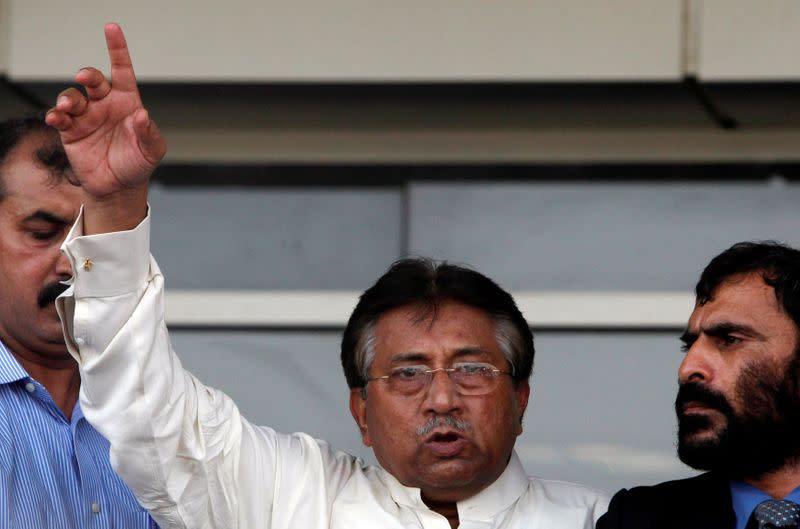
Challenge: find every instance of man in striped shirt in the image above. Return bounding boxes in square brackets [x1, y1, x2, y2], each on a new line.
[0, 116, 157, 528]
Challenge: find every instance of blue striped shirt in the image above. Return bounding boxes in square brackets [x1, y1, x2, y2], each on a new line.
[0, 340, 157, 529]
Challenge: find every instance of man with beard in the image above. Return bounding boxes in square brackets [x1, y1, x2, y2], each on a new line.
[597, 241, 800, 529]
[0, 116, 159, 527]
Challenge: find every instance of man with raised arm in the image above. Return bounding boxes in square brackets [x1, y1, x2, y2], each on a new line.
[49, 24, 607, 529]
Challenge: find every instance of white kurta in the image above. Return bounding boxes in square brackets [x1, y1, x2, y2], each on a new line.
[56, 212, 609, 529]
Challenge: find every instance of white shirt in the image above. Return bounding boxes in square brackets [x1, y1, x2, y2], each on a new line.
[56, 212, 609, 529]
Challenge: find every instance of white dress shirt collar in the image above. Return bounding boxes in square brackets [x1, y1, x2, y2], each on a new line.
[376, 450, 528, 521]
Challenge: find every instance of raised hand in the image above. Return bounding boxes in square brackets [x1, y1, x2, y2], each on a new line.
[46, 23, 165, 233]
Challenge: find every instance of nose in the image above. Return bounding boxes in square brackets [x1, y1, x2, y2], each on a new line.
[678, 340, 713, 385]
[54, 251, 73, 281]
[422, 369, 462, 414]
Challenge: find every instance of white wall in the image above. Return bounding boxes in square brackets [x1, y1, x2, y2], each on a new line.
[6, 0, 682, 81]
[5, 2, 800, 81]
[698, 0, 800, 80]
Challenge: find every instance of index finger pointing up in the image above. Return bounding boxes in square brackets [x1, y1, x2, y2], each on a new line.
[104, 22, 139, 94]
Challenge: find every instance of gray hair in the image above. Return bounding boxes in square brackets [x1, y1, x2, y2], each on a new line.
[340, 258, 535, 390]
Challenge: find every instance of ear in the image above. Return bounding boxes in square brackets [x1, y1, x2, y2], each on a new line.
[513, 379, 530, 436]
[349, 388, 373, 447]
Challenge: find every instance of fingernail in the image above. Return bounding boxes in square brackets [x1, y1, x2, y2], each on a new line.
[57, 96, 68, 106]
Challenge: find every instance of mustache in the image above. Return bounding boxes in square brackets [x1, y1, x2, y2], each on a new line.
[416, 415, 472, 437]
[675, 381, 735, 417]
[37, 281, 69, 308]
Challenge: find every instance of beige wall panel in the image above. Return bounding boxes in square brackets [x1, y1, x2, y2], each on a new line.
[698, 0, 800, 80]
[0, 0, 8, 74]
[8, 0, 681, 81]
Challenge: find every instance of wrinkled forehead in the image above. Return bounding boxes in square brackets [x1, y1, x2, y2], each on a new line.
[373, 301, 502, 360]
[689, 272, 795, 335]
[696, 273, 779, 311]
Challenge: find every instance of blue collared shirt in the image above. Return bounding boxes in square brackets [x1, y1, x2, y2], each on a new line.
[0, 339, 156, 528]
[730, 480, 800, 529]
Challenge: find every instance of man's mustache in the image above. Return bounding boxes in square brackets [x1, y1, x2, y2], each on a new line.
[37, 281, 69, 308]
[417, 415, 472, 437]
[675, 381, 735, 417]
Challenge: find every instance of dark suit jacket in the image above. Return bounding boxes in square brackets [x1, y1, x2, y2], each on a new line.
[596, 472, 736, 529]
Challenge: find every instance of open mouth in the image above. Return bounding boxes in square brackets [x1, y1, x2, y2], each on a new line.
[424, 430, 468, 457]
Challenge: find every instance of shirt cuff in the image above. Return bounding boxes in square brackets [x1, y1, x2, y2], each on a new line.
[61, 206, 152, 298]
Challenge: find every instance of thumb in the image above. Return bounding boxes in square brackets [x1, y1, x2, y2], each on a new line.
[133, 108, 167, 166]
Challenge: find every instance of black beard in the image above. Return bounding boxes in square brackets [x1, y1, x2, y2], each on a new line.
[675, 352, 800, 480]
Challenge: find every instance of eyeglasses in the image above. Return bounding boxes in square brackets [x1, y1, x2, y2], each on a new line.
[366, 362, 513, 397]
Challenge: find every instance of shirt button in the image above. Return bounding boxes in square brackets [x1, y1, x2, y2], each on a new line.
[24, 382, 35, 393]
[91, 502, 101, 514]
[75, 337, 85, 347]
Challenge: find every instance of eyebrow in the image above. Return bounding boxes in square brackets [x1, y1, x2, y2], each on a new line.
[681, 322, 764, 345]
[22, 210, 71, 225]
[702, 322, 764, 340]
[679, 330, 697, 346]
[389, 352, 430, 364]
[451, 346, 491, 359]
[389, 346, 490, 364]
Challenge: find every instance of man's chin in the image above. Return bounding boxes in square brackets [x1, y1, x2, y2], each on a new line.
[677, 408, 727, 469]
[677, 432, 725, 471]
[34, 324, 70, 353]
[417, 458, 481, 489]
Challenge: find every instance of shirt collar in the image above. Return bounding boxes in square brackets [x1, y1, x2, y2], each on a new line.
[0, 340, 31, 385]
[377, 464, 425, 509]
[379, 450, 529, 521]
[730, 480, 800, 529]
[458, 451, 529, 520]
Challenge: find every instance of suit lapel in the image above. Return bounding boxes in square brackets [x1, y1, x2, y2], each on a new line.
[670, 473, 735, 529]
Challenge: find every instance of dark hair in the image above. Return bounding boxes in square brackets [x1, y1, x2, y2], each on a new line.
[341, 257, 534, 389]
[696, 241, 800, 330]
[0, 114, 74, 199]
